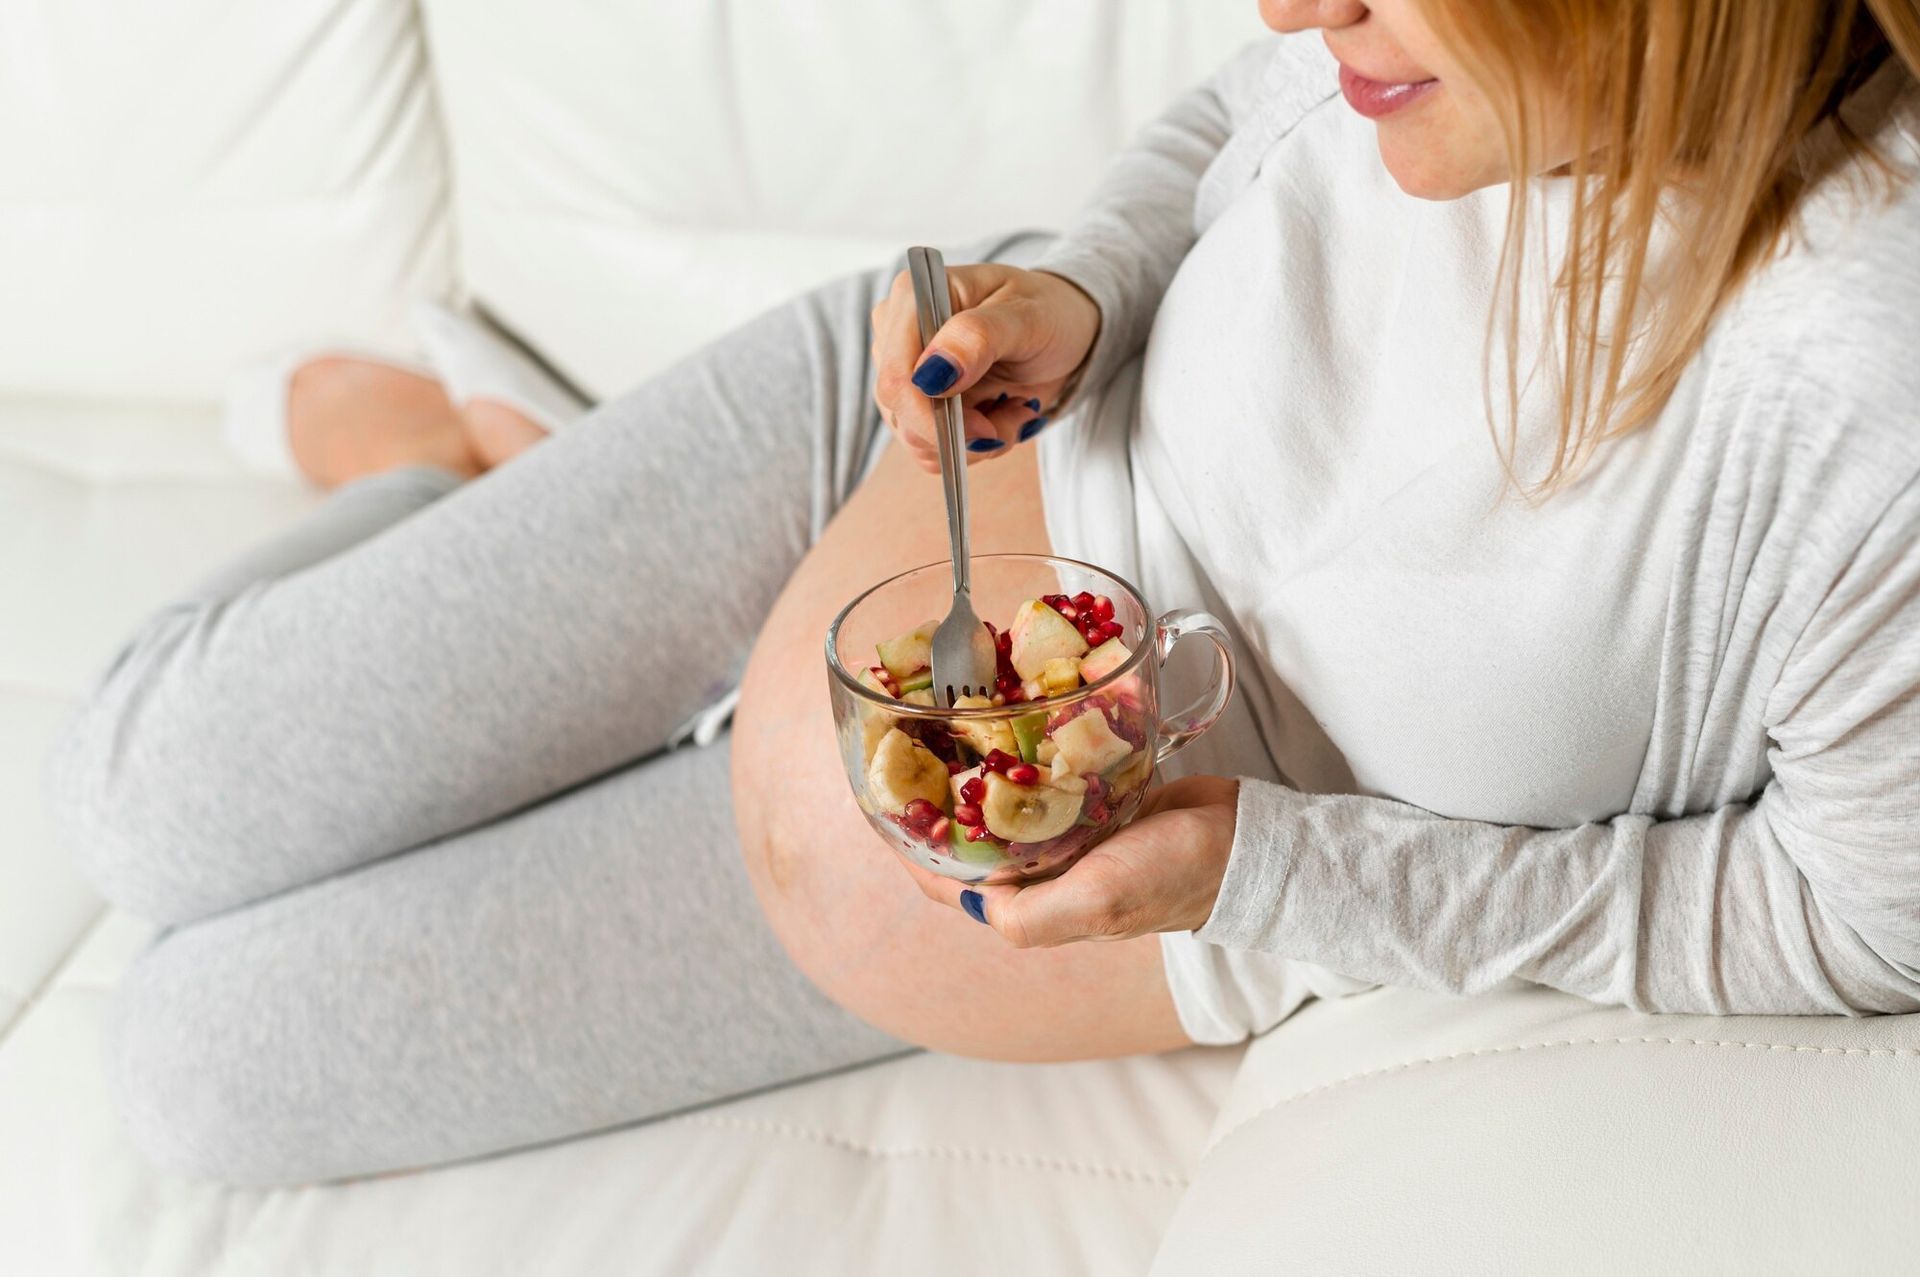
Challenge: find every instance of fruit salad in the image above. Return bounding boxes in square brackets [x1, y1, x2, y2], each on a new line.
[848, 592, 1155, 883]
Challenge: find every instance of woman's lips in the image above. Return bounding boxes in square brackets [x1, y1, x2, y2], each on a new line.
[1338, 63, 1440, 119]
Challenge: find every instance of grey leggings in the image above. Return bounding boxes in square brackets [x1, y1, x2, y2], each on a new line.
[46, 231, 1052, 1186]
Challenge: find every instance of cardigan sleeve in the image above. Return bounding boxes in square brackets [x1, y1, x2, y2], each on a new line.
[1197, 474, 1920, 1016]
[1031, 37, 1281, 408]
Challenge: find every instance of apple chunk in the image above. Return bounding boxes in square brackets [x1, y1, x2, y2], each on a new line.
[1050, 709, 1133, 775]
[876, 620, 937, 682]
[1008, 599, 1088, 680]
[950, 694, 1018, 759]
[1079, 637, 1130, 684]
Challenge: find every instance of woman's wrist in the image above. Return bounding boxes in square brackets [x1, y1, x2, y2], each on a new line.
[1032, 268, 1104, 414]
[1192, 775, 1304, 947]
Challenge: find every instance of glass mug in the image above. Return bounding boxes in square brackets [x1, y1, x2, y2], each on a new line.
[826, 553, 1236, 885]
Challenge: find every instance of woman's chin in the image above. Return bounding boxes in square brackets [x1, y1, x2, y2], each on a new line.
[1379, 139, 1503, 202]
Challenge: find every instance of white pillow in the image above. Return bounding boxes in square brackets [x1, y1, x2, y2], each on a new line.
[0, 0, 452, 401]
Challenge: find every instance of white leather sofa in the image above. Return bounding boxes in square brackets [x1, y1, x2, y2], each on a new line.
[2, 3, 1915, 1272]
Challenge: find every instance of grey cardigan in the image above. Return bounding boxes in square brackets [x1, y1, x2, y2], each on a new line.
[1033, 34, 1920, 1016]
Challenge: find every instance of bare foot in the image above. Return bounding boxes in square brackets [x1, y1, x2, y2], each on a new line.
[459, 398, 550, 470]
[286, 357, 482, 489]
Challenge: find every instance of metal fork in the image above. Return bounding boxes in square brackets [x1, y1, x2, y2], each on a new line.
[908, 246, 999, 708]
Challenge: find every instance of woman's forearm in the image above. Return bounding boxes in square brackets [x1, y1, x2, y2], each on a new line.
[1201, 778, 1920, 1016]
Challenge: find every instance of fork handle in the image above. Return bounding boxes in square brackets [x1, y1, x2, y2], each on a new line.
[907, 246, 971, 597]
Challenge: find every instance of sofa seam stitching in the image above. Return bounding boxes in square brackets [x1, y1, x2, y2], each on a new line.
[0, 905, 109, 1047]
[663, 1113, 1190, 1188]
[1205, 1034, 1920, 1159]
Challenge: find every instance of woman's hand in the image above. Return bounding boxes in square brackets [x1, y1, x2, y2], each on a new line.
[870, 263, 1101, 473]
[900, 775, 1241, 945]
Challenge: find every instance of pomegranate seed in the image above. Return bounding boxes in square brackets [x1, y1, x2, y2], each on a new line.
[946, 759, 965, 775]
[1004, 687, 1027, 703]
[1072, 591, 1094, 611]
[996, 630, 1013, 653]
[927, 817, 951, 842]
[1057, 603, 1078, 621]
[1005, 762, 1040, 785]
[953, 803, 983, 827]
[967, 824, 994, 842]
[904, 798, 939, 829]
[1092, 595, 1115, 623]
[983, 750, 1018, 774]
[959, 777, 986, 804]
[1087, 801, 1111, 823]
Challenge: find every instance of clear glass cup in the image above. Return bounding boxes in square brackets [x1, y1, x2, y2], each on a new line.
[826, 553, 1236, 885]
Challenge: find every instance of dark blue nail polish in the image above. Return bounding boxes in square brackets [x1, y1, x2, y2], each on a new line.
[1018, 416, 1049, 442]
[967, 437, 1006, 453]
[912, 354, 959, 396]
[960, 890, 987, 924]
[990, 392, 1010, 408]
[1025, 398, 1042, 412]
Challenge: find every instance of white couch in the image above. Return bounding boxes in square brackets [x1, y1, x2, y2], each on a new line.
[2, 3, 1915, 1272]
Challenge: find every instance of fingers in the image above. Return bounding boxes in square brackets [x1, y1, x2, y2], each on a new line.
[871, 263, 1054, 474]
[910, 302, 1030, 402]
[957, 392, 1049, 462]
[981, 868, 1140, 948]
[898, 851, 1134, 949]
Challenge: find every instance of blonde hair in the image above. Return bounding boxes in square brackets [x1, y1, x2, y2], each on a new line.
[1421, 0, 1920, 494]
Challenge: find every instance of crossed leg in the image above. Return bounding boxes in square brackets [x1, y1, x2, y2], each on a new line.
[47, 241, 1184, 1188]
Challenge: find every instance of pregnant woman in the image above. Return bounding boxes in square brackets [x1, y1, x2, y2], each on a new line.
[49, 0, 1920, 1184]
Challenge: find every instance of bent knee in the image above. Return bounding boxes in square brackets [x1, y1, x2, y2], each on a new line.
[44, 617, 270, 926]
[44, 712, 227, 927]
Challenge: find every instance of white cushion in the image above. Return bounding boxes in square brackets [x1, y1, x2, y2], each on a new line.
[418, 0, 1264, 398]
[0, 911, 1245, 1275]
[0, 0, 451, 400]
[0, 687, 98, 1035]
[1152, 983, 1920, 1273]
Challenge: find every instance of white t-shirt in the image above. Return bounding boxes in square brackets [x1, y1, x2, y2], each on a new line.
[1135, 97, 1685, 829]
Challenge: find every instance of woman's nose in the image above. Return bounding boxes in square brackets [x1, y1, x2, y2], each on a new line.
[1258, 0, 1368, 34]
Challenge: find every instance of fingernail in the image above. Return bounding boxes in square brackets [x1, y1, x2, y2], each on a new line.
[1025, 398, 1042, 412]
[960, 890, 988, 924]
[967, 437, 1006, 453]
[990, 392, 1010, 408]
[1017, 416, 1049, 442]
[912, 355, 959, 396]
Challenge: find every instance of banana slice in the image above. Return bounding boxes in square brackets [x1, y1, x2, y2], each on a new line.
[856, 668, 896, 766]
[981, 772, 1081, 843]
[866, 727, 952, 816]
[950, 694, 1018, 760]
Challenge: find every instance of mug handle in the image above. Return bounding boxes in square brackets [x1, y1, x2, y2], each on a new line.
[1150, 609, 1237, 766]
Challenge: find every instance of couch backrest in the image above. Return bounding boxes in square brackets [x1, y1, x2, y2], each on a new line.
[0, 0, 451, 401]
[0, 0, 1262, 404]
[421, 0, 1264, 398]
